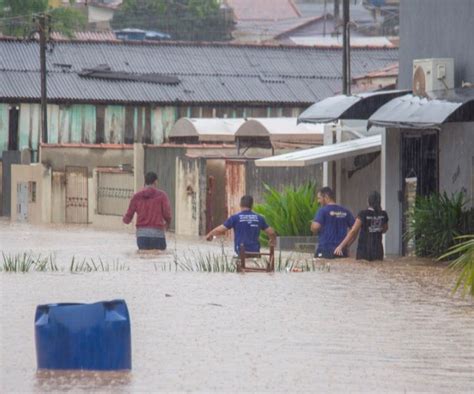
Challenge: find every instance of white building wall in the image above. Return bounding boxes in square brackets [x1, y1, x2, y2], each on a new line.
[382, 128, 402, 256]
[439, 122, 474, 206]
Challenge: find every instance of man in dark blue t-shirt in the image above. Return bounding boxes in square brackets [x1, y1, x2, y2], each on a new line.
[206, 195, 276, 254]
[311, 187, 355, 259]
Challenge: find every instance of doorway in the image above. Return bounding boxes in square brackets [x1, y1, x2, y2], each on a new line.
[400, 131, 438, 255]
[65, 166, 89, 224]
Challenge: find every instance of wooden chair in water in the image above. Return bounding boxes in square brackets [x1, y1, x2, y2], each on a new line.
[237, 243, 275, 273]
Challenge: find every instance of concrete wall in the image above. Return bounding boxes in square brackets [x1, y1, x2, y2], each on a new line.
[175, 157, 202, 236]
[90, 170, 132, 231]
[134, 143, 145, 193]
[2, 151, 22, 216]
[439, 122, 474, 205]
[340, 154, 381, 216]
[10, 164, 52, 224]
[382, 128, 402, 256]
[145, 146, 187, 231]
[41, 146, 133, 174]
[51, 171, 65, 224]
[0, 104, 8, 156]
[399, 0, 474, 89]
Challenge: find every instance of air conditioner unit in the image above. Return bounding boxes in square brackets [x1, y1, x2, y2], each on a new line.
[412, 58, 454, 96]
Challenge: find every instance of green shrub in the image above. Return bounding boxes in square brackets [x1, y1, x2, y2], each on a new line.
[439, 235, 474, 297]
[405, 192, 474, 258]
[254, 183, 319, 245]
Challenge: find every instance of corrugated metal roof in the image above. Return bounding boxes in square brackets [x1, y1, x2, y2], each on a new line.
[0, 39, 398, 105]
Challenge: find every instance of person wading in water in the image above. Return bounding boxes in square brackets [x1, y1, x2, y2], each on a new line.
[123, 172, 172, 251]
[334, 191, 389, 261]
[206, 195, 276, 254]
[311, 187, 355, 259]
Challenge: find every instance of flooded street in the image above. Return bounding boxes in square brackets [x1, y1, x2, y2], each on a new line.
[1, 220, 473, 392]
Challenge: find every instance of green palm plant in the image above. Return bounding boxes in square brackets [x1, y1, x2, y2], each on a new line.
[405, 192, 473, 258]
[254, 182, 319, 245]
[439, 235, 474, 297]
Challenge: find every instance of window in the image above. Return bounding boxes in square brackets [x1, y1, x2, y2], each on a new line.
[28, 182, 36, 203]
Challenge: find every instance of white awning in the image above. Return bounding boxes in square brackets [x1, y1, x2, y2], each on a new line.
[169, 118, 245, 142]
[255, 135, 382, 167]
[236, 118, 325, 144]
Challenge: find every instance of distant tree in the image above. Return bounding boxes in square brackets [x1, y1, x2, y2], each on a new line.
[0, 0, 86, 37]
[112, 0, 234, 41]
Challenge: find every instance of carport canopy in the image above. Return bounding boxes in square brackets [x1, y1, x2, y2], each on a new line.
[235, 118, 325, 144]
[297, 89, 410, 124]
[368, 88, 474, 129]
[255, 135, 382, 167]
[169, 118, 245, 142]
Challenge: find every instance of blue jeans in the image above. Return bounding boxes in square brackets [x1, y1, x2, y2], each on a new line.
[137, 237, 167, 250]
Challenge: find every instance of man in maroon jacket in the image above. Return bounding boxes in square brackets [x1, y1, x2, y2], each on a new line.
[123, 172, 172, 250]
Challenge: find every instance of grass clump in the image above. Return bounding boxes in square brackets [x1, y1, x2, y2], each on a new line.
[161, 249, 326, 273]
[69, 256, 129, 272]
[0, 252, 56, 273]
[1, 252, 128, 273]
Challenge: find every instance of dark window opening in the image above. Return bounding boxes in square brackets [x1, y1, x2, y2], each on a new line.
[8, 106, 19, 151]
[124, 106, 135, 144]
[96, 105, 106, 143]
[143, 106, 152, 144]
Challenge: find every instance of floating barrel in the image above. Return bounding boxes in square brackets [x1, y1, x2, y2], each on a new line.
[35, 299, 131, 370]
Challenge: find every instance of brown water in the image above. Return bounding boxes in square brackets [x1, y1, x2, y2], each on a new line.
[1, 221, 473, 392]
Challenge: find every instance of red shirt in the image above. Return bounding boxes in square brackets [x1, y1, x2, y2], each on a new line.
[123, 187, 172, 230]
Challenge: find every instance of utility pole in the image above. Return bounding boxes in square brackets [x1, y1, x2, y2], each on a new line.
[38, 13, 48, 144]
[334, 0, 340, 21]
[342, 0, 351, 95]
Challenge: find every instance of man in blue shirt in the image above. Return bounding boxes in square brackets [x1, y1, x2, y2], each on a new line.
[206, 195, 276, 254]
[311, 187, 355, 259]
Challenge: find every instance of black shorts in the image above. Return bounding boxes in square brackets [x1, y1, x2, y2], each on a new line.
[137, 237, 167, 250]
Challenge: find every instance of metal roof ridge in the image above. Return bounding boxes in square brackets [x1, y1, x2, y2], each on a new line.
[0, 36, 399, 51]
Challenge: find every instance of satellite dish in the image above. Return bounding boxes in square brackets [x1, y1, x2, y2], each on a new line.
[413, 66, 426, 96]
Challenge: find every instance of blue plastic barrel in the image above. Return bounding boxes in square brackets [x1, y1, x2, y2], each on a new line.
[35, 299, 131, 370]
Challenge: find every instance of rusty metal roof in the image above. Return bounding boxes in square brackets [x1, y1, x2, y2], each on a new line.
[0, 39, 398, 105]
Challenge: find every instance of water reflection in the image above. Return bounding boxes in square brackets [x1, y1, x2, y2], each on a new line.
[35, 370, 132, 392]
[1, 222, 473, 392]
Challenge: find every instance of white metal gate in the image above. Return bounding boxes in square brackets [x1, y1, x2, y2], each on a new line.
[97, 171, 134, 216]
[66, 166, 88, 224]
[16, 182, 28, 222]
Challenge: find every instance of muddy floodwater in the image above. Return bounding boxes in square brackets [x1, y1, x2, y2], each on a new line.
[1, 220, 473, 392]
